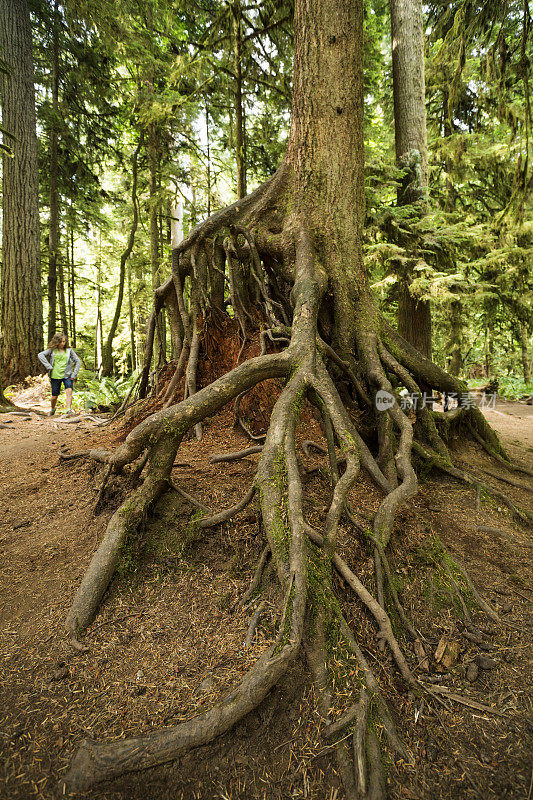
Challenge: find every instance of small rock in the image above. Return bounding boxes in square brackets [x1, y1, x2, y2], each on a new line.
[466, 663, 479, 682]
[52, 666, 69, 682]
[474, 654, 498, 670]
[434, 636, 448, 662]
[440, 641, 461, 670]
[199, 675, 215, 693]
[434, 636, 461, 670]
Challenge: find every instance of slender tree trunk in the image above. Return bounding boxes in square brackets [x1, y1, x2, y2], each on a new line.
[165, 201, 181, 359]
[391, 0, 431, 359]
[206, 102, 212, 216]
[232, 0, 247, 199]
[70, 226, 76, 347]
[519, 322, 530, 383]
[448, 298, 463, 376]
[57, 245, 69, 336]
[128, 259, 136, 372]
[47, 0, 60, 340]
[0, 0, 43, 384]
[102, 133, 143, 376]
[66, 222, 72, 340]
[442, 88, 456, 213]
[95, 247, 103, 375]
[147, 123, 165, 370]
[485, 323, 494, 378]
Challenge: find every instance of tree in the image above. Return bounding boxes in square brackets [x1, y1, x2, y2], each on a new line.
[101, 132, 143, 377]
[390, 0, 432, 359]
[62, 0, 523, 794]
[0, 0, 43, 384]
[47, 0, 60, 340]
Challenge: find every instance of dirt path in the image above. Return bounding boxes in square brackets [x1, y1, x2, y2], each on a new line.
[0, 393, 531, 800]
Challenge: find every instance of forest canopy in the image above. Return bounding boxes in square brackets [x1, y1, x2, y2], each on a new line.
[0, 0, 531, 396]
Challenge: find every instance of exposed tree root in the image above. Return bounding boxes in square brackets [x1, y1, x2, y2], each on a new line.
[58, 449, 111, 463]
[210, 445, 263, 463]
[243, 600, 267, 648]
[413, 441, 533, 525]
[61, 151, 518, 797]
[237, 545, 272, 609]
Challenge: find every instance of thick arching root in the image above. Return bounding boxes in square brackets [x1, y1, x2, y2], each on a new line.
[62, 173, 515, 797]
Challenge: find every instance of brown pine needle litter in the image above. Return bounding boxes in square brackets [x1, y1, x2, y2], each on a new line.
[0, 402, 531, 799]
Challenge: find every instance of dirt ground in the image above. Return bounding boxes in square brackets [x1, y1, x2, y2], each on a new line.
[0, 379, 531, 800]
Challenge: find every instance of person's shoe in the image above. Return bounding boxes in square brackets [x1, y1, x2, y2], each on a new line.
[49, 408, 56, 417]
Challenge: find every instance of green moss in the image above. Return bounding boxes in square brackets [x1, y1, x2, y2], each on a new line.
[274, 583, 295, 654]
[116, 525, 140, 578]
[416, 532, 479, 616]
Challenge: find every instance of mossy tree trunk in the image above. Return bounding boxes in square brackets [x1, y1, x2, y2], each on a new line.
[0, 0, 43, 384]
[391, 0, 432, 360]
[47, 0, 60, 341]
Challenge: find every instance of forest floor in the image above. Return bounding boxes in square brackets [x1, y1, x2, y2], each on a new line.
[0, 377, 532, 800]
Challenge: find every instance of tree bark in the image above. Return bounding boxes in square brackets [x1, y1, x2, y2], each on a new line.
[519, 322, 530, 383]
[391, 0, 427, 205]
[57, 248, 69, 336]
[127, 259, 136, 372]
[287, 0, 365, 343]
[95, 250, 103, 374]
[391, 0, 432, 359]
[0, 0, 43, 384]
[70, 225, 76, 348]
[397, 281, 432, 360]
[447, 297, 463, 376]
[147, 122, 166, 370]
[232, 0, 247, 199]
[47, 0, 60, 341]
[102, 132, 143, 376]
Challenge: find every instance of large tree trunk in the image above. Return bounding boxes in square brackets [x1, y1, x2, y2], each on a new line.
[0, 0, 43, 384]
[391, 0, 432, 359]
[47, 0, 60, 341]
[232, 0, 247, 199]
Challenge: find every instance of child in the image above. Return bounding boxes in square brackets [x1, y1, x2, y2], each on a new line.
[38, 333, 82, 416]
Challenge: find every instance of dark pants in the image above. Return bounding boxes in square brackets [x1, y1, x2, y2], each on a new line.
[50, 376, 73, 396]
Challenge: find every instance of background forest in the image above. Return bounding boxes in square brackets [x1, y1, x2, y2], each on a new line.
[0, 0, 532, 404]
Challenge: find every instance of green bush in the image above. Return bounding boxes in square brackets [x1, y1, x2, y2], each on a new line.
[73, 369, 139, 411]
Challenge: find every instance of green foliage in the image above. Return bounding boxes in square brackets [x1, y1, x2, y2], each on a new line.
[19, 0, 530, 387]
[469, 375, 533, 401]
[72, 370, 140, 411]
